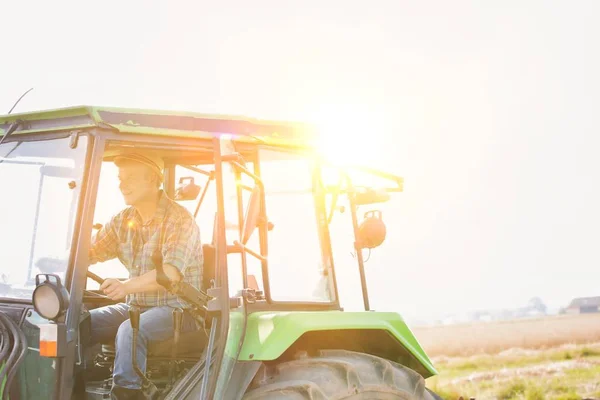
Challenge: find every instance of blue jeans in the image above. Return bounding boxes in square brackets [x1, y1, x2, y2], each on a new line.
[90, 303, 200, 389]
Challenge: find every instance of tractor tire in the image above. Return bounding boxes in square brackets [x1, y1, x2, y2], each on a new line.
[242, 349, 443, 400]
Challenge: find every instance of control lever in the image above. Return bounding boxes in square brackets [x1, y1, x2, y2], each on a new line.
[128, 306, 159, 398]
[152, 249, 212, 314]
[169, 308, 184, 383]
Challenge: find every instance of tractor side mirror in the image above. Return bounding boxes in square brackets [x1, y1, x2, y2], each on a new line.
[356, 210, 387, 249]
[175, 177, 201, 201]
[242, 185, 262, 245]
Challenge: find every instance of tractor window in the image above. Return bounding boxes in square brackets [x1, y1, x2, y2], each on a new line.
[258, 149, 331, 302]
[174, 152, 332, 303]
[89, 157, 256, 296]
[174, 163, 263, 297]
[173, 164, 218, 250]
[88, 150, 331, 303]
[176, 151, 333, 303]
[0, 136, 88, 300]
[320, 164, 400, 311]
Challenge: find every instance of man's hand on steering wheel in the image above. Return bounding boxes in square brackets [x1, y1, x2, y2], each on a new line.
[100, 278, 129, 300]
[86, 270, 119, 300]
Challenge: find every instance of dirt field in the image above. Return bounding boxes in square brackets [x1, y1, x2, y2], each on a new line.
[413, 313, 600, 357]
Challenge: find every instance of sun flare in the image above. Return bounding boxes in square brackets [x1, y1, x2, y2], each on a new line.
[310, 105, 389, 168]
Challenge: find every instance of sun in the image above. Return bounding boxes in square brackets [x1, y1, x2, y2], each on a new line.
[310, 105, 389, 169]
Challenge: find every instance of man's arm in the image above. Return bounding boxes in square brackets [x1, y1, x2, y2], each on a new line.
[135, 211, 199, 290]
[125, 265, 183, 291]
[100, 211, 199, 300]
[100, 265, 182, 300]
[161, 213, 201, 279]
[89, 215, 121, 264]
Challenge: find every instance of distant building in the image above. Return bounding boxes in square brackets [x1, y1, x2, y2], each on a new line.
[565, 296, 600, 314]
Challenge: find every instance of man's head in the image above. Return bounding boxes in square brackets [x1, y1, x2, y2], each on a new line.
[113, 151, 164, 206]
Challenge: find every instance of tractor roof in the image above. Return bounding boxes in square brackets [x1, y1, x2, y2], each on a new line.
[0, 105, 317, 148]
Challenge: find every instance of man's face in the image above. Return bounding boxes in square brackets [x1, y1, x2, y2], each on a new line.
[117, 162, 156, 205]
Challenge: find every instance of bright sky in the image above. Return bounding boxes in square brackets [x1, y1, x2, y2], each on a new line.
[2, 1, 599, 323]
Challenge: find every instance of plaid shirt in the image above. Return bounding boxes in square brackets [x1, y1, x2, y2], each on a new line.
[89, 190, 203, 309]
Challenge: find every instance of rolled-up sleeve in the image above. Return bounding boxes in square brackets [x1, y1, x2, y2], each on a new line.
[88, 215, 120, 264]
[162, 214, 199, 274]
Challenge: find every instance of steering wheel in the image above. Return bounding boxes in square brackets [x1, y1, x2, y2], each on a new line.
[87, 270, 105, 285]
[85, 270, 113, 301]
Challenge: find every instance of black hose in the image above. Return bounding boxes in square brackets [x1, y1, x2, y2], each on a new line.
[4, 325, 26, 400]
[0, 322, 11, 388]
[0, 312, 27, 400]
[0, 323, 10, 367]
[0, 313, 18, 396]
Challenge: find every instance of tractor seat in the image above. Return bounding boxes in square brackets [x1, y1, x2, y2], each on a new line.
[101, 329, 207, 358]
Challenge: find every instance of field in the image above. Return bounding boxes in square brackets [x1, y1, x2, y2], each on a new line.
[412, 314, 600, 400]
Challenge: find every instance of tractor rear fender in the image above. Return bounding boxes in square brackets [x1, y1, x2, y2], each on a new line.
[236, 311, 437, 379]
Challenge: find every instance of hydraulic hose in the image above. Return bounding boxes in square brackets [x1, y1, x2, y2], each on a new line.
[0, 311, 28, 400]
[0, 323, 10, 394]
[4, 326, 26, 400]
[0, 322, 10, 374]
[0, 313, 19, 396]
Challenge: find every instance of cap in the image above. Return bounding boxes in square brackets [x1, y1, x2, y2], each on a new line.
[114, 151, 164, 182]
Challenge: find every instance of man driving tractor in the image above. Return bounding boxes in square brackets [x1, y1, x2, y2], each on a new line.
[87, 151, 204, 398]
[0, 106, 443, 400]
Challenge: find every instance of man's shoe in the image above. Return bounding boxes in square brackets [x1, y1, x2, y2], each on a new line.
[110, 385, 143, 400]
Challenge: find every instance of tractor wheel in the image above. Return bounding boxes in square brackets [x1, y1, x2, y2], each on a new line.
[242, 349, 443, 400]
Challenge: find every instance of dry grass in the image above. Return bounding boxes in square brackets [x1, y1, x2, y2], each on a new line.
[413, 314, 600, 399]
[425, 342, 600, 400]
[412, 313, 600, 358]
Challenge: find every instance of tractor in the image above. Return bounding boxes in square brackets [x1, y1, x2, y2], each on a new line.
[0, 106, 442, 399]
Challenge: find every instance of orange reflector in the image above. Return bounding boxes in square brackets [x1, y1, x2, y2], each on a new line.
[39, 323, 62, 358]
[40, 340, 58, 357]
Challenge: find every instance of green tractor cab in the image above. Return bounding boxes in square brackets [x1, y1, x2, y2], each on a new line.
[0, 106, 440, 399]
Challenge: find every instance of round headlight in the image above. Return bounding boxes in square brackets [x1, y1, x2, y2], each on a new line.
[32, 275, 70, 321]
